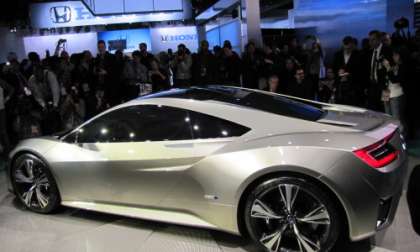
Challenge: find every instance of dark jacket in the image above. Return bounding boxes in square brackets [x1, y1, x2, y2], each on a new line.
[287, 78, 315, 100]
[192, 51, 216, 85]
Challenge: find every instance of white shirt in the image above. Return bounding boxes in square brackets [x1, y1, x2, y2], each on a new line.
[388, 83, 404, 98]
[388, 66, 404, 98]
[344, 51, 351, 65]
[371, 43, 383, 82]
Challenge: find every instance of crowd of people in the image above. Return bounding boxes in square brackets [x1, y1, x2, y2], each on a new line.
[0, 26, 419, 155]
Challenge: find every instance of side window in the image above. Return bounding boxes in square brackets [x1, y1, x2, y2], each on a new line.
[133, 105, 192, 142]
[76, 115, 136, 143]
[188, 111, 250, 139]
[75, 105, 193, 143]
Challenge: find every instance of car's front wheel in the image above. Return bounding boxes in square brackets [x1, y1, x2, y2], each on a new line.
[11, 153, 60, 213]
[244, 177, 341, 252]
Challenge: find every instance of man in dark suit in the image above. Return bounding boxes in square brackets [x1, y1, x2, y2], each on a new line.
[367, 30, 392, 111]
[139, 43, 155, 70]
[95, 40, 117, 106]
[192, 40, 216, 86]
[333, 36, 364, 105]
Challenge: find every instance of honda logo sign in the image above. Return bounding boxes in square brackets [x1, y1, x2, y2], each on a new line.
[49, 6, 72, 23]
[31, 1, 190, 28]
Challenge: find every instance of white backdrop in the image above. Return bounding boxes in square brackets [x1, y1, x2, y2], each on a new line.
[23, 33, 98, 58]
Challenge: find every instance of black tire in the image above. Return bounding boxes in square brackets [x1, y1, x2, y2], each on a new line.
[244, 177, 341, 252]
[11, 153, 60, 214]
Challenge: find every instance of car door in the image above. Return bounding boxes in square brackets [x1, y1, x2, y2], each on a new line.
[58, 105, 247, 208]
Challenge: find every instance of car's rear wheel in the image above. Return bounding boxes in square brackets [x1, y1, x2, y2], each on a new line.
[244, 177, 341, 252]
[11, 154, 60, 213]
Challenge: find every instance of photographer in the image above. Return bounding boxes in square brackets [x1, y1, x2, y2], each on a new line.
[61, 86, 85, 131]
[27, 65, 61, 134]
[392, 17, 411, 48]
[171, 44, 192, 88]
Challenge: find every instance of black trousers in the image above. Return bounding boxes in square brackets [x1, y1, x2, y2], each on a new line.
[0, 109, 10, 154]
[367, 82, 384, 112]
[408, 166, 420, 235]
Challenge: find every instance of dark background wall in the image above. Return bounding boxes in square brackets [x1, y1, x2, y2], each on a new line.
[292, 0, 414, 61]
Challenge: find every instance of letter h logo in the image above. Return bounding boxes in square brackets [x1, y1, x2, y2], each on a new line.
[50, 6, 72, 23]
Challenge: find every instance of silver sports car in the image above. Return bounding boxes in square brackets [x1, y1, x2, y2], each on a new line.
[7, 86, 407, 251]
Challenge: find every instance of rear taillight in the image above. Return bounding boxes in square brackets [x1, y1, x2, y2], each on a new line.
[353, 131, 399, 169]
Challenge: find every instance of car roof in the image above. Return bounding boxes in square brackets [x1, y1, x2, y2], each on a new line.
[132, 86, 324, 123]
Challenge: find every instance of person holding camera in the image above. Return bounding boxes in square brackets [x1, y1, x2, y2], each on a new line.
[382, 49, 406, 123]
[60, 86, 85, 131]
[171, 44, 192, 88]
[27, 65, 61, 134]
[367, 30, 393, 112]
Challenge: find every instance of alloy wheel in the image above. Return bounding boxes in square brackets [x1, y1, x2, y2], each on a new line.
[249, 183, 332, 252]
[13, 157, 51, 209]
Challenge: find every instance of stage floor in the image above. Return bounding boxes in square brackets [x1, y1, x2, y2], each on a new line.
[0, 157, 419, 252]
